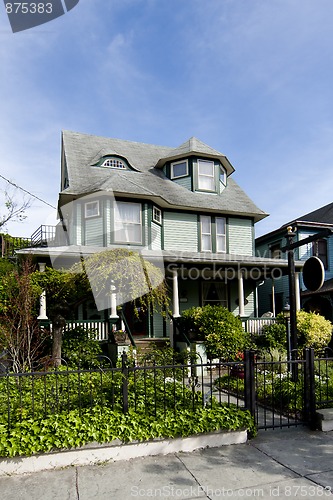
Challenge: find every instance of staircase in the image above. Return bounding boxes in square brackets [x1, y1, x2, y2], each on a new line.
[133, 338, 170, 361]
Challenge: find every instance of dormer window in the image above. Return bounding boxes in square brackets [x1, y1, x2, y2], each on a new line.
[219, 166, 226, 185]
[171, 160, 188, 179]
[101, 158, 126, 169]
[198, 159, 215, 191]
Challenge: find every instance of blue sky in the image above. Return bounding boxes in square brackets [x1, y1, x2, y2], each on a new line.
[1, 0, 333, 238]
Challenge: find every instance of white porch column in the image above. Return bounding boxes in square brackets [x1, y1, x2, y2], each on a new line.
[37, 263, 48, 320]
[172, 269, 180, 318]
[295, 272, 301, 311]
[110, 283, 119, 321]
[238, 271, 245, 317]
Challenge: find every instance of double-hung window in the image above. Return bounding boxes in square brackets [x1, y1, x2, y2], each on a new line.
[114, 202, 142, 244]
[200, 215, 226, 252]
[198, 160, 215, 191]
[216, 217, 226, 253]
[200, 215, 212, 251]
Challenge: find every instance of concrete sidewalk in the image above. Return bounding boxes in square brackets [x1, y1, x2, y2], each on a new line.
[1, 427, 333, 499]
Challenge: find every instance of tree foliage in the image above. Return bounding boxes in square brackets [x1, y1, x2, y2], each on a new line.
[0, 185, 31, 230]
[0, 259, 47, 372]
[70, 248, 170, 315]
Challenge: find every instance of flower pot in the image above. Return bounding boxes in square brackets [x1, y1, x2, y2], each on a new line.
[230, 367, 245, 379]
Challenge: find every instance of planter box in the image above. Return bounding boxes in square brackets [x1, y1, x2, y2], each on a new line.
[0, 429, 247, 476]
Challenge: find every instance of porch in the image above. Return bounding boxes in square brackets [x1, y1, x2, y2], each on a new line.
[58, 316, 276, 343]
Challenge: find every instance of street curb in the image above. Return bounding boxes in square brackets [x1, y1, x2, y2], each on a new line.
[0, 429, 247, 476]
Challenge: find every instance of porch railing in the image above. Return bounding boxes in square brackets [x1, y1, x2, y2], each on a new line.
[31, 225, 56, 247]
[64, 320, 109, 341]
[241, 317, 276, 335]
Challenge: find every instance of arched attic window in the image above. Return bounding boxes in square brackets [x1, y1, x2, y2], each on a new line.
[101, 157, 127, 169]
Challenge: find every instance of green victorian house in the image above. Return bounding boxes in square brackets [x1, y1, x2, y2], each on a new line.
[19, 131, 300, 346]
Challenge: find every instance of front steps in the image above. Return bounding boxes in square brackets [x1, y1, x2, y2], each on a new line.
[316, 408, 333, 431]
[133, 337, 170, 361]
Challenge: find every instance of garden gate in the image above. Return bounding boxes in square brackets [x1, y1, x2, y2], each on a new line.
[243, 349, 333, 431]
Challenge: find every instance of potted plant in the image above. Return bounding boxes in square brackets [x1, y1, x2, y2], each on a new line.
[230, 352, 245, 379]
[113, 329, 130, 344]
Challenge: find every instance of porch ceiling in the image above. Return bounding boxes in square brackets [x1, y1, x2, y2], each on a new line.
[17, 245, 303, 277]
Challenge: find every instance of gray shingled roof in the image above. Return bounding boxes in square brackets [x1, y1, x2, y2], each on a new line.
[294, 202, 333, 225]
[61, 130, 267, 222]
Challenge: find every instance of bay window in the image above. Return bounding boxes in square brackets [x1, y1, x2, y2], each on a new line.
[198, 159, 215, 191]
[114, 202, 142, 244]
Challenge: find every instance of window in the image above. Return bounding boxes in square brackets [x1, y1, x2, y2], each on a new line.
[200, 215, 226, 252]
[171, 160, 188, 179]
[219, 166, 226, 185]
[85, 201, 100, 218]
[270, 243, 282, 259]
[114, 202, 142, 244]
[200, 215, 212, 251]
[203, 282, 228, 308]
[216, 217, 226, 253]
[152, 206, 162, 224]
[198, 159, 215, 191]
[101, 158, 126, 169]
[313, 239, 328, 269]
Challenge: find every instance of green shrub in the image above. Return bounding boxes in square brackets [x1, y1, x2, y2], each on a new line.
[180, 305, 252, 360]
[257, 321, 287, 353]
[0, 405, 255, 457]
[62, 327, 103, 367]
[297, 311, 332, 352]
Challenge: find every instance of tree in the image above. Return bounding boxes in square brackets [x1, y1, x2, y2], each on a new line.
[0, 184, 31, 230]
[70, 248, 170, 316]
[0, 259, 47, 372]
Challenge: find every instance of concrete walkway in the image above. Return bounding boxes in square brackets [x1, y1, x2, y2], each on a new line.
[1, 427, 333, 499]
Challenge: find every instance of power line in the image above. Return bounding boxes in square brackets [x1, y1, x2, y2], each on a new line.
[0, 174, 57, 210]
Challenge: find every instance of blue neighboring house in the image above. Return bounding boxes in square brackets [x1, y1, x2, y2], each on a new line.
[256, 202, 333, 320]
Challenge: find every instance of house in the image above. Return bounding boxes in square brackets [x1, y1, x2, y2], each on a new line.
[19, 131, 302, 344]
[256, 202, 333, 321]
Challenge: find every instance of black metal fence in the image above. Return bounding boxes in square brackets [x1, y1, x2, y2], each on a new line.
[0, 349, 332, 432]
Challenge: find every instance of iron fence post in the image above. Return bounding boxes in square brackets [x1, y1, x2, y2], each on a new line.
[304, 348, 316, 429]
[121, 352, 129, 414]
[244, 350, 256, 420]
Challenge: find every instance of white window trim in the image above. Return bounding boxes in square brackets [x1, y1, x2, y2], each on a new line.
[85, 200, 100, 218]
[200, 215, 212, 252]
[101, 158, 126, 169]
[219, 166, 227, 185]
[114, 201, 142, 244]
[171, 159, 189, 179]
[152, 206, 162, 225]
[197, 159, 216, 192]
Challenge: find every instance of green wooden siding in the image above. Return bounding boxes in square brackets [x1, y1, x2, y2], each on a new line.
[152, 312, 164, 338]
[164, 212, 198, 251]
[151, 221, 162, 250]
[105, 199, 111, 245]
[179, 281, 200, 312]
[228, 218, 253, 256]
[173, 176, 192, 191]
[85, 217, 104, 246]
[75, 204, 82, 245]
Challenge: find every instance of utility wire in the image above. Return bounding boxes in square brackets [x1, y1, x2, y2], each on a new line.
[0, 173, 57, 210]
